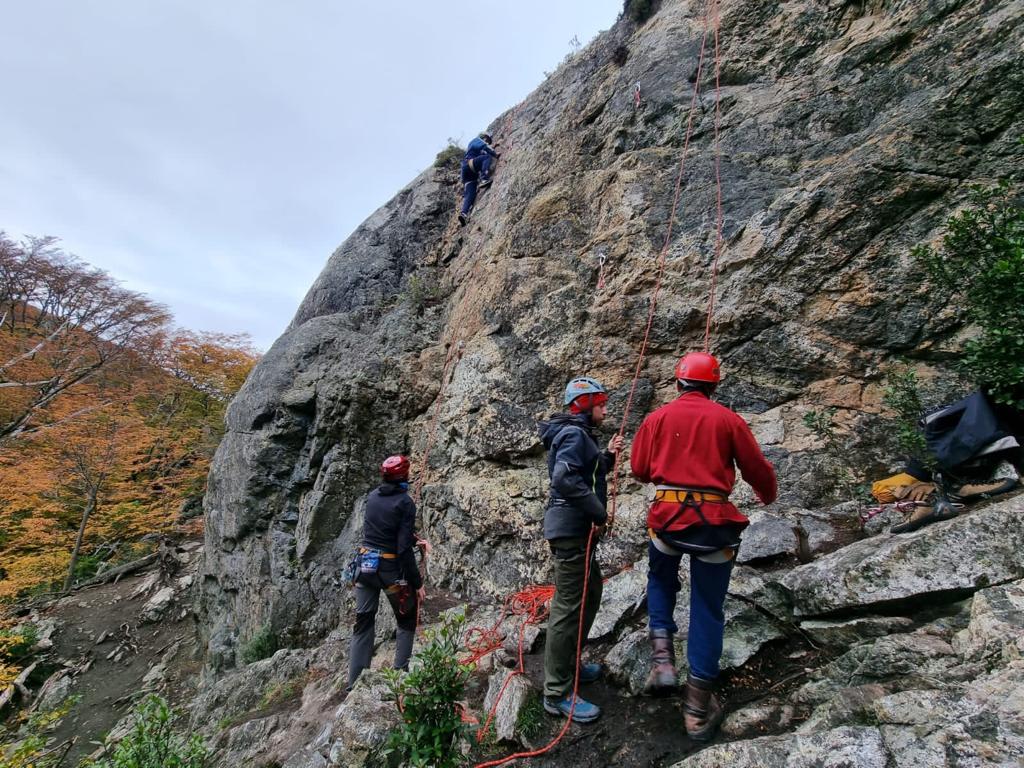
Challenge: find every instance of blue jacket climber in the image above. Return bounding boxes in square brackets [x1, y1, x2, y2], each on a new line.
[459, 132, 500, 226]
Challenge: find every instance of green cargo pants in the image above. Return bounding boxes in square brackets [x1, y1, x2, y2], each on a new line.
[543, 537, 603, 699]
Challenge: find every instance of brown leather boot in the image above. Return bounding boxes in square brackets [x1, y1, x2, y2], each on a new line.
[643, 629, 677, 694]
[683, 675, 725, 742]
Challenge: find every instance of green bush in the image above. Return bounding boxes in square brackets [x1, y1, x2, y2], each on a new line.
[403, 273, 447, 313]
[914, 184, 1024, 408]
[434, 139, 463, 168]
[88, 695, 208, 768]
[802, 408, 865, 499]
[240, 625, 279, 664]
[381, 612, 473, 768]
[881, 367, 931, 465]
[0, 696, 80, 768]
[0, 625, 38, 664]
[515, 691, 545, 741]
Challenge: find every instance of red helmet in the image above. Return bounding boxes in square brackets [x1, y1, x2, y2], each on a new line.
[674, 352, 721, 384]
[380, 455, 411, 481]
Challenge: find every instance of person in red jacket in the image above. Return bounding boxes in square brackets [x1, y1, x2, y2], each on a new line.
[630, 351, 777, 742]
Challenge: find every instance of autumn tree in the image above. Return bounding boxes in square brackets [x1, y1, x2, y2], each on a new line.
[55, 417, 121, 593]
[0, 234, 169, 445]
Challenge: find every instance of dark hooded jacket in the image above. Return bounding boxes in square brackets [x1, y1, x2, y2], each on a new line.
[362, 482, 423, 589]
[539, 413, 614, 540]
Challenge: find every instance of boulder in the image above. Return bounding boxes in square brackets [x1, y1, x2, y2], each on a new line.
[588, 560, 647, 641]
[669, 726, 890, 768]
[778, 496, 1024, 617]
[952, 580, 1024, 663]
[326, 671, 398, 766]
[481, 669, 532, 743]
[140, 587, 175, 623]
[800, 615, 914, 648]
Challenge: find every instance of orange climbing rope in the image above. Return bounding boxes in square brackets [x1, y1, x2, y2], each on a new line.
[606, 1, 715, 530]
[416, 3, 727, 757]
[703, 0, 725, 353]
[471, 528, 596, 768]
[467, 1, 728, 763]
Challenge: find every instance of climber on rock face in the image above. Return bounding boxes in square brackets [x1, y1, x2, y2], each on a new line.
[458, 132, 500, 227]
[630, 352, 778, 742]
[347, 455, 429, 690]
[537, 377, 624, 723]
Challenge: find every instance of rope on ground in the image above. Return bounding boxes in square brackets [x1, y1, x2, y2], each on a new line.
[470, 528, 596, 768]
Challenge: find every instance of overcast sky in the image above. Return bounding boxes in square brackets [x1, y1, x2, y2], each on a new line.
[0, 1, 621, 350]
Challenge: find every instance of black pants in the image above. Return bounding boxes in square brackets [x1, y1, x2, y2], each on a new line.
[347, 562, 418, 688]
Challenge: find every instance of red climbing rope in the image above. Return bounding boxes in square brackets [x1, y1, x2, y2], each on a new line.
[606, 4, 714, 530]
[470, 2, 727, 763]
[703, 0, 725, 353]
[471, 528, 596, 768]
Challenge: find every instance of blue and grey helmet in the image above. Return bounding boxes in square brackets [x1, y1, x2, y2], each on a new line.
[563, 376, 606, 406]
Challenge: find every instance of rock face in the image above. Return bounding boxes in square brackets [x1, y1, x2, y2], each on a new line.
[198, 0, 1024, 682]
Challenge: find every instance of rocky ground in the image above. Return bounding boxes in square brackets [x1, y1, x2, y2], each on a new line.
[192, 491, 1023, 767]
[0, 540, 203, 765]
[176, 0, 1023, 765]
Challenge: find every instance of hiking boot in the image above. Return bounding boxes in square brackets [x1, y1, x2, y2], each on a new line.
[683, 675, 724, 743]
[458, 212, 468, 227]
[578, 662, 602, 684]
[952, 477, 1018, 502]
[543, 693, 601, 723]
[644, 629, 677, 695]
[478, 177, 493, 190]
[890, 501, 959, 534]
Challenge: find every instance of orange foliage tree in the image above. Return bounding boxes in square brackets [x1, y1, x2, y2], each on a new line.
[0, 235, 259, 601]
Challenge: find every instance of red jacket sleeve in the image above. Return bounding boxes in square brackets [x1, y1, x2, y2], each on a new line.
[630, 414, 654, 483]
[731, 416, 778, 504]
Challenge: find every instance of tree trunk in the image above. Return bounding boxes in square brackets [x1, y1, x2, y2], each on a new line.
[63, 490, 97, 594]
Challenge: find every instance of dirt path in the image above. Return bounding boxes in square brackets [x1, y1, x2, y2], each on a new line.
[36, 548, 202, 766]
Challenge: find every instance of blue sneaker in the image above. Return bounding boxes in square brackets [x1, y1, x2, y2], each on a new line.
[543, 693, 602, 723]
[579, 663, 602, 684]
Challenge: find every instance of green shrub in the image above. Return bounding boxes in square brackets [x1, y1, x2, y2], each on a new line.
[914, 184, 1024, 408]
[515, 691, 544, 741]
[881, 367, 931, 465]
[381, 612, 473, 768]
[240, 625, 279, 664]
[802, 408, 865, 499]
[434, 139, 463, 168]
[403, 273, 447, 313]
[1, 696, 80, 768]
[87, 695, 208, 768]
[0, 625, 38, 664]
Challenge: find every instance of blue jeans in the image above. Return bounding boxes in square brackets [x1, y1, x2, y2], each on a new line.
[460, 155, 493, 216]
[646, 541, 734, 681]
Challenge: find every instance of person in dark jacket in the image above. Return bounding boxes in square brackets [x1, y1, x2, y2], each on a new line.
[458, 132, 500, 226]
[347, 455, 429, 689]
[539, 376, 624, 723]
[631, 352, 777, 742]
